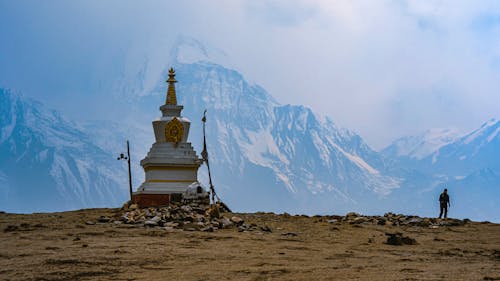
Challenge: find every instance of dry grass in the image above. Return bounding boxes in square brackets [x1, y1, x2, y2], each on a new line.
[1, 209, 499, 280]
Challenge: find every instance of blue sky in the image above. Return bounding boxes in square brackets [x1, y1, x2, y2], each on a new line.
[1, 0, 499, 148]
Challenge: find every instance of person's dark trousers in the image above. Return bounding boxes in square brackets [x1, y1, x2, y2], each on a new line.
[439, 203, 448, 218]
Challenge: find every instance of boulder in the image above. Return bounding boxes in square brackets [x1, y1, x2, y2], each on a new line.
[230, 216, 244, 225]
[97, 216, 111, 223]
[385, 232, 417, 246]
[207, 204, 221, 219]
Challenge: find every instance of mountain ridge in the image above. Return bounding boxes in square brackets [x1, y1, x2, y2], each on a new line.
[0, 38, 498, 221]
[0, 88, 128, 213]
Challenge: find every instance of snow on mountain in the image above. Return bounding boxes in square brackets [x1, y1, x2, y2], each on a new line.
[382, 128, 460, 160]
[142, 60, 402, 214]
[170, 35, 233, 68]
[0, 89, 128, 213]
[81, 119, 153, 190]
[461, 118, 499, 147]
[3, 36, 497, 220]
[422, 119, 500, 176]
[89, 38, 403, 214]
[382, 119, 500, 221]
[110, 35, 237, 101]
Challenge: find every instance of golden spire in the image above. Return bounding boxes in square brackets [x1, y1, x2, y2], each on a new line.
[166, 67, 177, 105]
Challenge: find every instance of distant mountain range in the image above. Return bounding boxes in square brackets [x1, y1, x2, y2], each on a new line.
[382, 128, 461, 160]
[0, 37, 498, 221]
[0, 89, 128, 213]
[387, 118, 499, 221]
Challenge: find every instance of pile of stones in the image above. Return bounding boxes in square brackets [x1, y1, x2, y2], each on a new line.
[326, 212, 470, 227]
[99, 200, 271, 233]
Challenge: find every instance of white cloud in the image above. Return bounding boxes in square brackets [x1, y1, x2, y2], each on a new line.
[1, 0, 499, 149]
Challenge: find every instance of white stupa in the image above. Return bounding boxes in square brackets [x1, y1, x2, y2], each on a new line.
[132, 68, 202, 207]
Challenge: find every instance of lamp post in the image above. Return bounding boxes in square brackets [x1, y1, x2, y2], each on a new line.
[117, 140, 133, 201]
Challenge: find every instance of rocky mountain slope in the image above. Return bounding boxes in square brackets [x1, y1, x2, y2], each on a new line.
[139, 60, 402, 214]
[0, 89, 128, 213]
[382, 128, 460, 160]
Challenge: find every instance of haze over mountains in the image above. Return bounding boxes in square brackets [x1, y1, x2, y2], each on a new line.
[0, 89, 128, 213]
[0, 39, 498, 221]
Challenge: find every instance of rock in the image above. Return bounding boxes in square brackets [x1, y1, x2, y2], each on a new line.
[85, 221, 95, 225]
[377, 218, 387, 225]
[129, 204, 139, 210]
[114, 200, 270, 233]
[121, 202, 130, 210]
[182, 223, 200, 231]
[164, 221, 179, 228]
[201, 226, 214, 232]
[183, 215, 194, 223]
[122, 213, 135, 224]
[97, 216, 111, 223]
[281, 232, 298, 237]
[181, 205, 193, 212]
[230, 216, 244, 225]
[417, 218, 431, 227]
[4, 225, 18, 232]
[346, 212, 359, 217]
[407, 218, 423, 225]
[207, 204, 220, 219]
[384, 212, 395, 218]
[441, 219, 466, 227]
[192, 207, 206, 215]
[385, 232, 417, 246]
[144, 220, 159, 227]
[194, 214, 205, 222]
[326, 219, 338, 224]
[345, 212, 360, 220]
[219, 218, 233, 229]
[351, 217, 368, 224]
[493, 250, 500, 260]
[260, 225, 272, 232]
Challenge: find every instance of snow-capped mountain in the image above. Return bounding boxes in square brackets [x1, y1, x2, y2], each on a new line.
[129, 53, 402, 214]
[423, 119, 499, 176]
[0, 89, 128, 213]
[1, 36, 497, 221]
[382, 119, 499, 221]
[382, 128, 460, 160]
[383, 119, 499, 177]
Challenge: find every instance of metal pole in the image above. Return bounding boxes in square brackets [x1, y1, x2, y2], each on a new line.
[126, 140, 133, 200]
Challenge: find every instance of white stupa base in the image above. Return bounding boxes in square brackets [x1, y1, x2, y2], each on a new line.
[135, 181, 197, 194]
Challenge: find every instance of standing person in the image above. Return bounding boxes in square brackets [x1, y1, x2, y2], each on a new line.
[438, 188, 450, 219]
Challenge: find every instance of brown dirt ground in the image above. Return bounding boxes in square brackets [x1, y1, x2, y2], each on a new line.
[1, 208, 499, 281]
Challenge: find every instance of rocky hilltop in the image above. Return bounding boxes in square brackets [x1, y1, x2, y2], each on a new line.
[1, 206, 498, 280]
